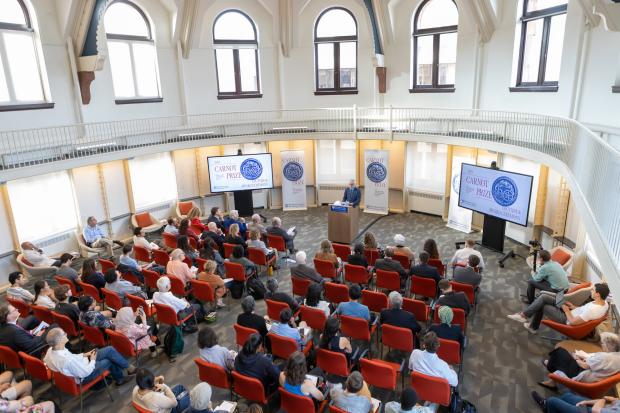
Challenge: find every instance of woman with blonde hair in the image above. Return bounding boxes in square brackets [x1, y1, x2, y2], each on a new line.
[198, 260, 228, 308]
[115, 307, 161, 358]
[225, 223, 246, 255]
[166, 249, 196, 284]
[187, 207, 206, 232]
[315, 239, 339, 268]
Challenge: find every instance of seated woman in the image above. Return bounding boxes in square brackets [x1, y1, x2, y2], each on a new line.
[132, 368, 190, 413]
[78, 295, 114, 329]
[532, 390, 620, 413]
[423, 239, 440, 260]
[304, 283, 331, 317]
[81, 257, 106, 292]
[270, 308, 309, 351]
[198, 327, 235, 372]
[392, 234, 415, 262]
[133, 226, 160, 251]
[279, 351, 325, 401]
[428, 306, 465, 349]
[0, 371, 54, 413]
[347, 243, 369, 268]
[330, 371, 373, 413]
[364, 232, 379, 250]
[538, 332, 620, 391]
[187, 382, 215, 413]
[234, 333, 280, 394]
[115, 307, 161, 358]
[225, 224, 246, 255]
[408, 332, 458, 387]
[315, 240, 339, 269]
[385, 388, 434, 413]
[187, 207, 206, 233]
[177, 235, 199, 264]
[199, 239, 224, 275]
[166, 249, 196, 285]
[33, 280, 57, 309]
[319, 318, 353, 362]
[247, 229, 276, 262]
[229, 245, 258, 277]
[179, 219, 201, 246]
[197, 260, 228, 308]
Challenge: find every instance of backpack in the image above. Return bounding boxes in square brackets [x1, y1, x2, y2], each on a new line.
[230, 281, 244, 299]
[451, 391, 477, 413]
[246, 277, 267, 300]
[163, 326, 184, 358]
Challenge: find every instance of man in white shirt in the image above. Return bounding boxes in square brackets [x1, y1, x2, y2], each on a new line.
[451, 239, 485, 270]
[163, 217, 179, 236]
[409, 332, 458, 387]
[6, 272, 34, 303]
[152, 277, 200, 332]
[43, 327, 134, 385]
[20, 242, 59, 267]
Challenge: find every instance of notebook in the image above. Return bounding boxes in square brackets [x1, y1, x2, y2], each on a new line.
[371, 398, 381, 413]
[214, 401, 237, 413]
[305, 374, 319, 386]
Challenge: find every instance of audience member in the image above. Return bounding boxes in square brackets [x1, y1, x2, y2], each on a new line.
[119, 244, 156, 275]
[132, 368, 189, 413]
[81, 258, 106, 292]
[525, 249, 569, 303]
[266, 217, 296, 253]
[451, 239, 484, 270]
[78, 296, 114, 330]
[6, 272, 34, 303]
[423, 239, 440, 260]
[202, 222, 225, 249]
[199, 240, 225, 275]
[104, 269, 143, 305]
[83, 216, 122, 257]
[187, 382, 215, 413]
[20, 241, 59, 267]
[224, 210, 247, 236]
[44, 327, 134, 386]
[247, 229, 276, 263]
[57, 252, 80, 286]
[237, 296, 269, 344]
[319, 317, 353, 361]
[0, 304, 47, 357]
[248, 214, 266, 235]
[206, 207, 225, 231]
[531, 391, 620, 413]
[380, 291, 421, 336]
[385, 388, 434, 413]
[436, 279, 471, 316]
[409, 332, 458, 387]
[409, 251, 441, 284]
[364, 232, 379, 250]
[429, 306, 465, 349]
[179, 219, 200, 245]
[508, 283, 609, 333]
[0, 371, 45, 412]
[187, 207, 206, 232]
[177, 235, 199, 263]
[271, 308, 308, 351]
[347, 243, 369, 268]
[166, 249, 196, 284]
[453, 254, 482, 288]
[290, 251, 323, 284]
[279, 351, 325, 400]
[197, 260, 228, 308]
[133, 227, 160, 251]
[115, 307, 160, 358]
[333, 284, 371, 322]
[198, 327, 235, 372]
[374, 247, 407, 280]
[266, 279, 299, 313]
[234, 333, 280, 394]
[393, 234, 415, 261]
[225, 224, 247, 255]
[229, 245, 257, 276]
[330, 371, 372, 412]
[304, 283, 331, 316]
[315, 239, 340, 268]
[164, 217, 179, 235]
[152, 277, 200, 333]
[33, 280, 57, 309]
[54, 285, 79, 328]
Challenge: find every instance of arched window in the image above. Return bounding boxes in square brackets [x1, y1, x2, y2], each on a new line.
[213, 10, 261, 99]
[104, 0, 162, 103]
[0, 0, 51, 109]
[512, 0, 567, 91]
[314, 7, 357, 94]
[411, 0, 458, 92]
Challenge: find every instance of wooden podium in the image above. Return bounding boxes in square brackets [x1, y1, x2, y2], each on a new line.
[328, 204, 359, 244]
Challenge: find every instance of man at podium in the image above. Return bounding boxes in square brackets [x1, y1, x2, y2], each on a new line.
[342, 179, 361, 208]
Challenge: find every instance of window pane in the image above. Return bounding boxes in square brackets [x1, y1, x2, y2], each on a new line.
[438, 32, 457, 85]
[215, 49, 236, 93]
[521, 19, 544, 83]
[339, 42, 356, 88]
[132, 42, 159, 97]
[416, 35, 433, 86]
[214, 11, 256, 41]
[544, 14, 566, 82]
[239, 48, 258, 92]
[526, 0, 566, 13]
[129, 153, 178, 210]
[316, 8, 356, 38]
[0, 53, 9, 102]
[4, 32, 43, 101]
[317, 43, 334, 89]
[108, 40, 136, 98]
[1, 0, 27, 25]
[105, 2, 149, 38]
[417, 0, 458, 30]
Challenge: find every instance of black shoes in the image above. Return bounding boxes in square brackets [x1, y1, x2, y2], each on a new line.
[531, 391, 547, 412]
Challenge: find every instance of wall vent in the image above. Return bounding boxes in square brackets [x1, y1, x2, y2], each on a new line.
[37, 231, 73, 248]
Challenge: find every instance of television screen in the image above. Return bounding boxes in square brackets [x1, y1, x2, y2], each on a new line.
[458, 163, 534, 226]
[207, 153, 274, 193]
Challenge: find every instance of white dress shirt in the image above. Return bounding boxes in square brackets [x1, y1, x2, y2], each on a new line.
[409, 349, 458, 387]
[23, 249, 56, 267]
[153, 291, 188, 313]
[451, 247, 485, 269]
[133, 236, 159, 251]
[44, 348, 95, 382]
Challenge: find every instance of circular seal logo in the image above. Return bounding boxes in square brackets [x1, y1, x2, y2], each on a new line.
[366, 162, 387, 183]
[240, 158, 263, 180]
[283, 161, 303, 182]
[492, 176, 519, 206]
[451, 174, 461, 194]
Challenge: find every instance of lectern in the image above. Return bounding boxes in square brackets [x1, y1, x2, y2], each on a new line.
[328, 204, 359, 244]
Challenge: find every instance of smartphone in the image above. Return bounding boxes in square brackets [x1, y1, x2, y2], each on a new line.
[176, 390, 188, 400]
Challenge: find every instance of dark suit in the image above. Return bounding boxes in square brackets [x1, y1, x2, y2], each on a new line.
[380, 308, 421, 335]
[429, 323, 465, 348]
[266, 226, 295, 252]
[436, 291, 471, 316]
[225, 235, 246, 254]
[453, 266, 481, 288]
[410, 263, 441, 284]
[202, 230, 225, 248]
[374, 257, 407, 279]
[0, 323, 46, 357]
[207, 215, 225, 231]
[237, 312, 269, 342]
[342, 186, 361, 207]
[347, 254, 368, 268]
[290, 264, 323, 284]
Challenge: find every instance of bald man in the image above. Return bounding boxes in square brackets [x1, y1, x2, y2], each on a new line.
[20, 242, 60, 267]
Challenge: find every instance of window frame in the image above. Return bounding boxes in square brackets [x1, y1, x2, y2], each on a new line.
[0, 0, 54, 111]
[105, 0, 163, 104]
[213, 9, 262, 100]
[313, 7, 358, 95]
[510, 0, 567, 92]
[410, 0, 458, 93]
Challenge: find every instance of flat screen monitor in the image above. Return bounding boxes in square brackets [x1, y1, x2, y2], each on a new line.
[458, 163, 534, 226]
[207, 153, 274, 193]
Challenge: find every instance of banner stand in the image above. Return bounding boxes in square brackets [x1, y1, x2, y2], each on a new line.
[281, 150, 307, 211]
[364, 150, 389, 215]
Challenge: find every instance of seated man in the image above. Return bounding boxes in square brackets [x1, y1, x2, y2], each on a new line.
[508, 283, 609, 334]
[118, 244, 153, 278]
[266, 279, 299, 313]
[451, 239, 485, 271]
[6, 272, 34, 303]
[270, 308, 309, 351]
[290, 251, 323, 284]
[453, 254, 482, 289]
[237, 296, 269, 345]
[409, 251, 441, 284]
[526, 249, 570, 303]
[103, 269, 144, 305]
[163, 217, 179, 235]
[206, 207, 225, 231]
[409, 331, 458, 387]
[44, 327, 134, 386]
[330, 371, 371, 412]
[20, 242, 60, 267]
[153, 276, 201, 333]
[247, 214, 267, 236]
[375, 246, 407, 281]
[435, 279, 470, 316]
[83, 216, 123, 257]
[202, 222, 225, 249]
[380, 291, 421, 336]
[224, 210, 247, 237]
[333, 284, 373, 323]
[266, 217, 297, 253]
[0, 304, 47, 357]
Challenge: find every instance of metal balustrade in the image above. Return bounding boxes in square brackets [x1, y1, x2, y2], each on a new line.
[1, 107, 619, 283]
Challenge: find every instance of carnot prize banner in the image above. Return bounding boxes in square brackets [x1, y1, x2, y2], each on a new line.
[447, 156, 473, 233]
[281, 150, 307, 210]
[364, 150, 389, 215]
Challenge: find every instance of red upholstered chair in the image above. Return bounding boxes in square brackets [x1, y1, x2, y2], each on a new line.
[19, 351, 52, 382]
[99, 258, 116, 273]
[364, 248, 381, 266]
[428, 258, 445, 277]
[324, 282, 349, 305]
[54, 276, 80, 297]
[411, 371, 451, 406]
[332, 243, 351, 262]
[292, 277, 311, 298]
[106, 328, 146, 367]
[127, 294, 156, 318]
[248, 247, 276, 276]
[120, 271, 141, 286]
[141, 269, 160, 293]
[548, 371, 620, 399]
[437, 338, 462, 373]
[190, 279, 215, 308]
[153, 302, 195, 328]
[403, 298, 430, 323]
[152, 249, 170, 267]
[280, 387, 325, 413]
[268, 332, 311, 360]
[330, 405, 348, 413]
[195, 258, 208, 273]
[131, 401, 153, 413]
[361, 290, 388, 313]
[79, 321, 107, 348]
[232, 371, 272, 405]
[101, 288, 123, 311]
[393, 253, 410, 269]
[78, 281, 102, 303]
[267, 234, 288, 261]
[317, 349, 350, 378]
[410, 276, 437, 300]
[314, 258, 337, 279]
[344, 263, 371, 286]
[194, 358, 232, 399]
[188, 237, 198, 250]
[0, 345, 22, 370]
[176, 201, 195, 218]
[133, 246, 151, 263]
[224, 261, 246, 282]
[162, 232, 178, 250]
[340, 315, 377, 354]
[234, 324, 258, 349]
[30, 305, 54, 324]
[541, 315, 607, 340]
[360, 358, 399, 391]
[381, 324, 414, 359]
[266, 299, 290, 321]
[168, 275, 191, 298]
[52, 311, 81, 349]
[433, 307, 467, 334]
[450, 281, 476, 306]
[300, 306, 327, 332]
[6, 298, 30, 318]
[376, 269, 400, 293]
[53, 369, 113, 412]
[223, 243, 236, 259]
